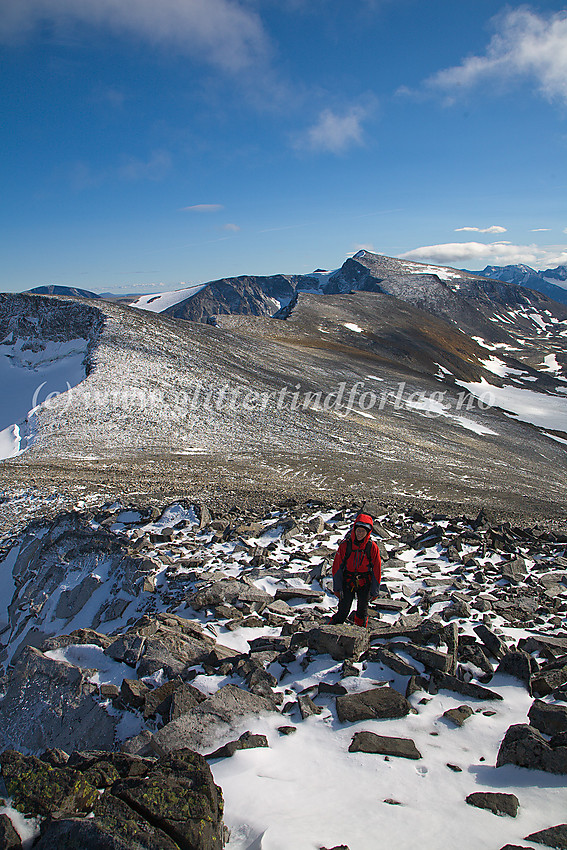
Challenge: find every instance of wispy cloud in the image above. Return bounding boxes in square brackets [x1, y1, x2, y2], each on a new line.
[426, 8, 567, 105]
[400, 241, 567, 269]
[455, 225, 507, 234]
[348, 243, 375, 256]
[182, 204, 224, 213]
[119, 150, 171, 182]
[223, 222, 240, 232]
[0, 0, 269, 72]
[67, 150, 171, 188]
[294, 104, 373, 154]
[532, 228, 551, 232]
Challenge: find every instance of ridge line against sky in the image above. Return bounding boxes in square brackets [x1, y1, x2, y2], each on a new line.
[0, 0, 566, 293]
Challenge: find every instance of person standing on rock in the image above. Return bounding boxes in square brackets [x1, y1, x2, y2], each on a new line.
[330, 513, 381, 627]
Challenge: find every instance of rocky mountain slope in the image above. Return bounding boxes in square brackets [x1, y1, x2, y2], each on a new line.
[1, 256, 567, 521]
[0, 498, 565, 848]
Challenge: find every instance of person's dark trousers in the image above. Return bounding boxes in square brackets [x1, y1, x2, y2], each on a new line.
[332, 583, 371, 626]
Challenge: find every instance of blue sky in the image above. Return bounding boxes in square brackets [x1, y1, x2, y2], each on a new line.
[1, 0, 566, 294]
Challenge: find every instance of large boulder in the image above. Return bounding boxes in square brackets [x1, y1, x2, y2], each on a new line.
[0, 647, 116, 754]
[150, 684, 278, 755]
[524, 824, 567, 848]
[302, 625, 370, 661]
[187, 579, 272, 611]
[496, 724, 567, 774]
[111, 750, 224, 850]
[528, 700, 567, 737]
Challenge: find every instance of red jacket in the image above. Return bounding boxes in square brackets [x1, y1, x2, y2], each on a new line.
[332, 514, 381, 597]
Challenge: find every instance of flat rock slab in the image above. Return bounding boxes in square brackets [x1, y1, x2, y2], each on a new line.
[336, 686, 412, 723]
[371, 598, 409, 611]
[433, 671, 503, 701]
[366, 647, 418, 677]
[349, 731, 421, 759]
[405, 643, 453, 673]
[465, 792, 519, 817]
[525, 824, 567, 849]
[274, 588, 324, 603]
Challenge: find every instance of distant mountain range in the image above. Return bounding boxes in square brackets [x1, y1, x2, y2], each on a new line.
[5, 249, 567, 516]
[466, 264, 567, 306]
[24, 258, 567, 315]
[121, 253, 567, 329]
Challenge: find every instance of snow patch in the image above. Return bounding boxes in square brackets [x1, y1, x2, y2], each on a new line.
[457, 378, 567, 434]
[130, 284, 207, 313]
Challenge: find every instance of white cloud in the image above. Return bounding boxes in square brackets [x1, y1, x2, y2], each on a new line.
[427, 8, 567, 105]
[0, 0, 269, 72]
[400, 240, 567, 270]
[223, 223, 240, 232]
[532, 228, 551, 232]
[182, 204, 224, 213]
[294, 105, 371, 154]
[455, 225, 507, 234]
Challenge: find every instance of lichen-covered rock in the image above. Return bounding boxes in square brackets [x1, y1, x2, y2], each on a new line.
[33, 802, 179, 849]
[0, 750, 98, 817]
[2, 746, 226, 850]
[112, 749, 224, 850]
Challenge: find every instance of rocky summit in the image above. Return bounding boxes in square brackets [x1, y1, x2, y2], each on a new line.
[0, 498, 565, 848]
